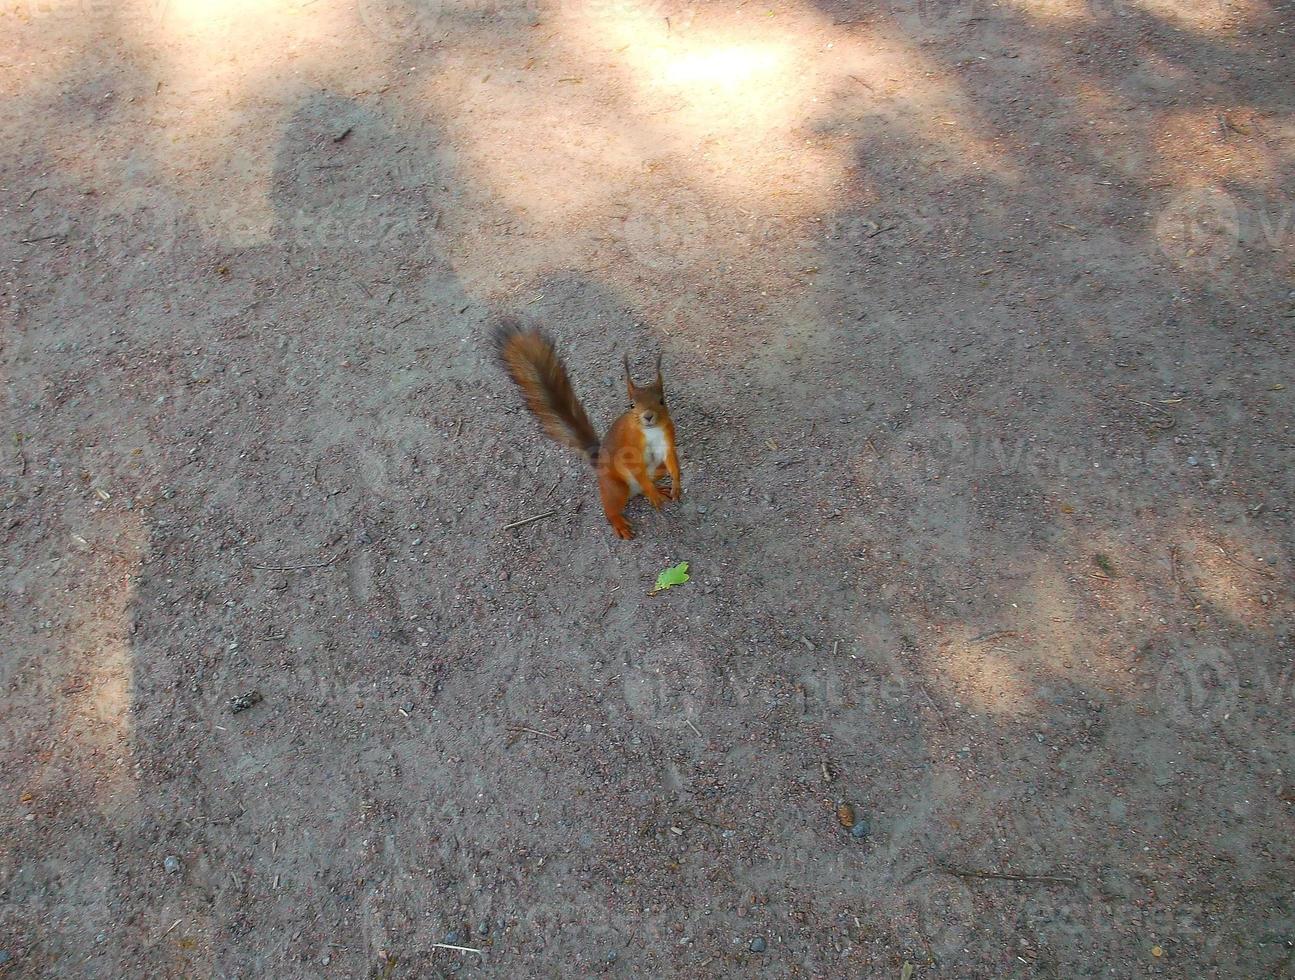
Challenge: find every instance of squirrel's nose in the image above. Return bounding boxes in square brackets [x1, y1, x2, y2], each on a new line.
[643, 412, 656, 425]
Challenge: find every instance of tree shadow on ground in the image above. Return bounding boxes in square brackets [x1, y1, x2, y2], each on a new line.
[2, 0, 1292, 975]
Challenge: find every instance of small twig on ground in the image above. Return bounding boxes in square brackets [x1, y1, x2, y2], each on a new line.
[143, 917, 183, 952]
[937, 866, 1078, 886]
[848, 74, 875, 91]
[913, 680, 952, 733]
[546, 476, 561, 498]
[431, 942, 485, 956]
[683, 807, 734, 831]
[1222, 115, 1252, 136]
[1216, 544, 1274, 578]
[502, 509, 557, 531]
[455, 417, 464, 438]
[509, 725, 557, 740]
[598, 597, 616, 620]
[969, 630, 1019, 644]
[1134, 400, 1176, 430]
[686, 719, 702, 737]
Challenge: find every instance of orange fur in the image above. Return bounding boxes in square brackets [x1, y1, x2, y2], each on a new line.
[494, 319, 599, 460]
[495, 322, 681, 540]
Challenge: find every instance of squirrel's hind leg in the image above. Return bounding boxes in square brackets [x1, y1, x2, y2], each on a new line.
[598, 472, 634, 540]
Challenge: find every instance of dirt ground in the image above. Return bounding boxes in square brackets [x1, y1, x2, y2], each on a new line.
[1, 0, 1293, 975]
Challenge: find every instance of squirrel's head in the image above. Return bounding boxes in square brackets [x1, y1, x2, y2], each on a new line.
[624, 352, 668, 428]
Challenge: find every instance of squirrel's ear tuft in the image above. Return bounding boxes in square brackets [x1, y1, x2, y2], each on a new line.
[623, 353, 635, 398]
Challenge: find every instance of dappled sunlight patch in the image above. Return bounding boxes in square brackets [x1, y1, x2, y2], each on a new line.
[1149, 105, 1294, 282]
[156, 0, 342, 68]
[420, 60, 650, 224]
[1024, 521, 1279, 685]
[999, 0, 1265, 32]
[416, 0, 1024, 291]
[0, 2, 109, 98]
[870, 87, 1021, 182]
[1175, 534, 1283, 628]
[995, 0, 1093, 27]
[654, 40, 785, 90]
[1152, 107, 1287, 191]
[933, 633, 1033, 719]
[124, 0, 367, 247]
[1018, 563, 1118, 680]
[926, 555, 1142, 717]
[414, 19, 839, 289]
[1065, 528, 1166, 645]
[1125, 0, 1267, 34]
[556, 0, 846, 205]
[44, 514, 146, 812]
[569, 0, 1020, 191]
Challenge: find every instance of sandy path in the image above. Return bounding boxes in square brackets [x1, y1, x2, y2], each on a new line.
[1, 0, 1292, 975]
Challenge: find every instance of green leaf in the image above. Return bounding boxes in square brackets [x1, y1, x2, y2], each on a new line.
[652, 561, 690, 594]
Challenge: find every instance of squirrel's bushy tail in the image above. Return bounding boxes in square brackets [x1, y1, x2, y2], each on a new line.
[495, 319, 600, 464]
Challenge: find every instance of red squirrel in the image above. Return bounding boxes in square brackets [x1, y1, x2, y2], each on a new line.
[495, 319, 681, 540]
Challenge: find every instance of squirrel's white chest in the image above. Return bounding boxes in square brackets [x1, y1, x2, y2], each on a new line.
[643, 425, 668, 470]
[626, 426, 668, 496]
